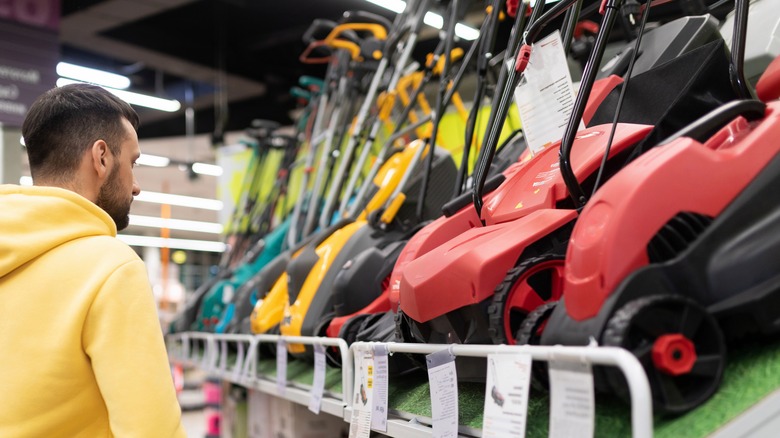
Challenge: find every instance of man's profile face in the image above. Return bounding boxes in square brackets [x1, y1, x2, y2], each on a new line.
[96, 118, 141, 231]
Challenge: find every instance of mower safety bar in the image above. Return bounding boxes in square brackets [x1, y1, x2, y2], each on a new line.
[299, 75, 325, 90]
[342, 10, 393, 31]
[523, 0, 581, 45]
[659, 100, 767, 146]
[302, 18, 338, 45]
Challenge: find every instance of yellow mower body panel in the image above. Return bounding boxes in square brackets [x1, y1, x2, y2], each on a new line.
[280, 140, 426, 352]
[280, 220, 365, 353]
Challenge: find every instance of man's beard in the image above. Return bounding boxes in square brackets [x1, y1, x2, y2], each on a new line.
[96, 163, 132, 231]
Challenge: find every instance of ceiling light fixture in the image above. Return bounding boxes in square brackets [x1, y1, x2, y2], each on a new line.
[56, 78, 182, 112]
[133, 191, 223, 211]
[364, 0, 479, 40]
[191, 162, 224, 176]
[117, 234, 226, 252]
[128, 214, 224, 234]
[56, 62, 131, 89]
[136, 153, 171, 167]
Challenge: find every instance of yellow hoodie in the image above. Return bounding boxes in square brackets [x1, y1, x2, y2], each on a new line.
[0, 185, 185, 437]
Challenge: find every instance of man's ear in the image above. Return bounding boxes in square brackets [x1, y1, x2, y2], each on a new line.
[90, 139, 110, 180]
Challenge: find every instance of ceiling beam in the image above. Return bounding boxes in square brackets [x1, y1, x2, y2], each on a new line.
[60, 0, 266, 123]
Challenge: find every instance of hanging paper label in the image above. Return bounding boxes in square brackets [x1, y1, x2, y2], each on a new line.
[222, 283, 235, 304]
[219, 340, 228, 373]
[514, 30, 585, 155]
[426, 348, 458, 438]
[371, 344, 389, 431]
[231, 342, 245, 382]
[309, 344, 327, 414]
[276, 338, 287, 396]
[348, 346, 374, 438]
[548, 360, 595, 438]
[482, 353, 533, 438]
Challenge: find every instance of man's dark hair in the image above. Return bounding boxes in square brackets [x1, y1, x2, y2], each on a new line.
[22, 83, 140, 182]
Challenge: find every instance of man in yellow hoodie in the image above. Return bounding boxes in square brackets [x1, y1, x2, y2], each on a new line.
[0, 83, 185, 437]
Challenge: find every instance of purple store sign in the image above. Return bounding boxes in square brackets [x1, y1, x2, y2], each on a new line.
[0, 0, 60, 31]
[0, 0, 59, 126]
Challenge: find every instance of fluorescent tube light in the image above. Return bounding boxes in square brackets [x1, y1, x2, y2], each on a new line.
[134, 191, 223, 211]
[56, 62, 131, 89]
[191, 162, 223, 176]
[364, 0, 479, 41]
[423, 11, 444, 29]
[129, 214, 224, 234]
[136, 153, 171, 167]
[117, 234, 226, 252]
[56, 78, 182, 112]
[455, 23, 480, 41]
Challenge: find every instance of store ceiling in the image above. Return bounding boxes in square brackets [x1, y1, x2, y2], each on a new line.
[60, 0, 402, 140]
[60, 0, 730, 140]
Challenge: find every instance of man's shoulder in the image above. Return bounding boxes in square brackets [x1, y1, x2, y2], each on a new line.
[59, 234, 142, 266]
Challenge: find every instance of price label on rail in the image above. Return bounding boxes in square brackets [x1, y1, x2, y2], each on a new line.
[482, 353, 532, 438]
[548, 360, 595, 438]
[276, 339, 287, 396]
[427, 348, 458, 438]
[371, 344, 389, 432]
[348, 345, 374, 438]
[309, 344, 326, 414]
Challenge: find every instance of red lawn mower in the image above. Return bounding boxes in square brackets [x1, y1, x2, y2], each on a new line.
[539, 0, 780, 415]
[395, 0, 743, 381]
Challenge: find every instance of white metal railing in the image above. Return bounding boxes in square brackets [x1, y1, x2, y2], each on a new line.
[167, 332, 352, 409]
[348, 341, 653, 438]
[167, 333, 653, 438]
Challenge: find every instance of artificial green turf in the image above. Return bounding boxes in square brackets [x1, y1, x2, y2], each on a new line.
[194, 336, 780, 436]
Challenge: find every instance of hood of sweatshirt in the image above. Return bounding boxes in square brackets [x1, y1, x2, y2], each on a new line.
[0, 184, 117, 278]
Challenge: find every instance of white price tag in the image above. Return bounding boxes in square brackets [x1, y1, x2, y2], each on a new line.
[348, 346, 374, 438]
[426, 348, 458, 438]
[548, 360, 595, 438]
[482, 353, 533, 437]
[371, 344, 389, 432]
[231, 342, 245, 382]
[309, 344, 327, 414]
[222, 283, 234, 303]
[219, 340, 228, 373]
[514, 30, 585, 155]
[276, 338, 287, 396]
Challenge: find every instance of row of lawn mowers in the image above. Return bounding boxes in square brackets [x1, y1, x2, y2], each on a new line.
[171, 0, 780, 415]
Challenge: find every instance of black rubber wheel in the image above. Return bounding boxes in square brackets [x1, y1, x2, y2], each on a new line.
[602, 294, 726, 415]
[515, 301, 559, 390]
[488, 254, 566, 345]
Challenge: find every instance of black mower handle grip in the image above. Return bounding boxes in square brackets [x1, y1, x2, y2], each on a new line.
[443, 174, 506, 217]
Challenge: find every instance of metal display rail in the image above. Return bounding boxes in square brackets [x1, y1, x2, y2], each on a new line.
[167, 332, 653, 437]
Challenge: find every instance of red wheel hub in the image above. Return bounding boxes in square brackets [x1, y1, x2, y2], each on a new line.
[504, 259, 565, 345]
[652, 334, 697, 376]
